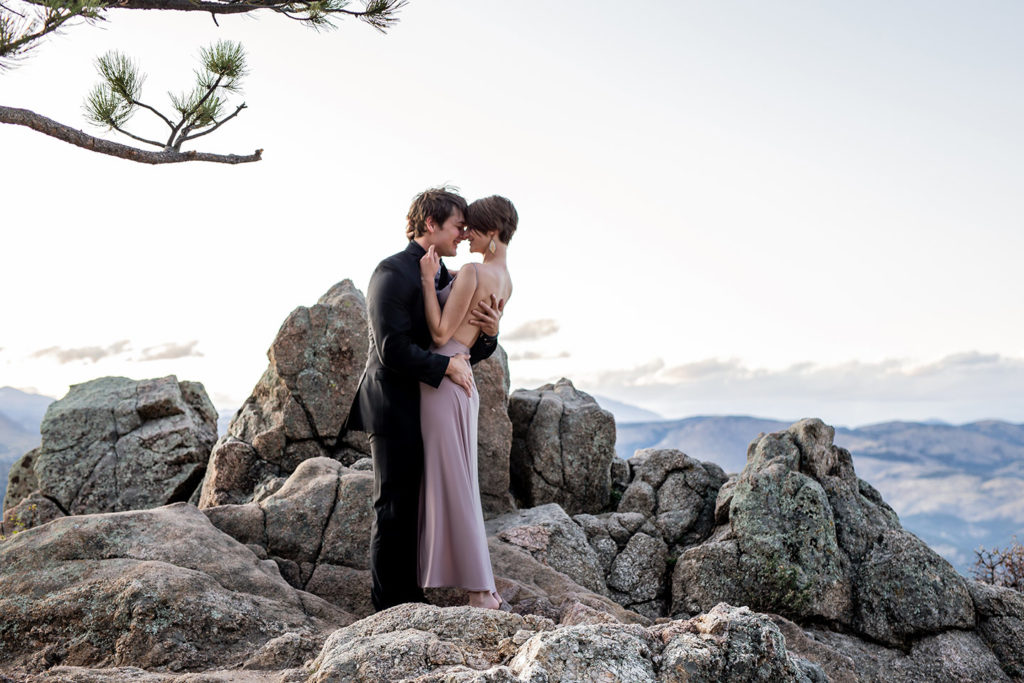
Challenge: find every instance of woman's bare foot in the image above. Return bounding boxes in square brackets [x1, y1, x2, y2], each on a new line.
[468, 590, 501, 609]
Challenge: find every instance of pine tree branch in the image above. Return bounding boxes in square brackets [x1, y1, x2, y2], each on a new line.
[130, 97, 174, 129]
[0, 1, 28, 18]
[1, 4, 85, 59]
[18, 0, 406, 19]
[0, 104, 261, 163]
[181, 73, 221, 122]
[178, 101, 244, 143]
[109, 121, 163, 147]
[167, 73, 221, 145]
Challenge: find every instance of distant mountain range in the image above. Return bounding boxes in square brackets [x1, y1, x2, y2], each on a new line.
[615, 414, 1024, 573]
[591, 395, 663, 423]
[0, 412, 39, 461]
[0, 387, 53, 434]
[0, 388, 53, 503]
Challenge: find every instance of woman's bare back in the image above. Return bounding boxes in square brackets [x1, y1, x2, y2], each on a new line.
[451, 262, 512, 348]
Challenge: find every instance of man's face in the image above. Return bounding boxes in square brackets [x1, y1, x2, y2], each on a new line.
[430, 208, 466, 257]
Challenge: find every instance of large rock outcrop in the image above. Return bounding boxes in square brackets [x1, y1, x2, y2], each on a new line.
[307, 603, 555, 682]
[203, 456, 376, 618]
[5, 296, 1020, 683]
[618, 448, 727, 550]
[306, 601, 824, 682]
[574, 511, 668, 618]
[199, 280, 369, 508]
[569, 449, 727, 618]
[475, 345, 515, 518]
[673, 419, 976, 648]
[0, 503, 352, 674]
[780, 619, 1010, 682]
[2, 376, 217, 530]
[485, 503, 608, 597]
[968, 579, 1024, 678]
[508, 378, 615, 515]
[204, 457, 636, 624]
[198, 279, 517, 513]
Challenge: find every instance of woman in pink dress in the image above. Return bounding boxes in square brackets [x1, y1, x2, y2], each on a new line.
[417, 195, 517, 610]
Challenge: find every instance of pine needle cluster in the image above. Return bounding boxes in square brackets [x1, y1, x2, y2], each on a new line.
[0, 0, 104, 68]
[280, 0, 406, 31]
[83, 40, 249, 152]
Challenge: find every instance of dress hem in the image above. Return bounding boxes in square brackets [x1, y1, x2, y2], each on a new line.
[421, 583, 496, 591]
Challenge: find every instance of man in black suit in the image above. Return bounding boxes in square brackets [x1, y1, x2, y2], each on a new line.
[346, 187, 502, 612]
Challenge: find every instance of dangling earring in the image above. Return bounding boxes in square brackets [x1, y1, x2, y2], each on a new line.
[488, 238, 497, 254]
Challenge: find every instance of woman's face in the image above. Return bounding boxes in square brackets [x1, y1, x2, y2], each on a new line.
[466, 227, 491, 254]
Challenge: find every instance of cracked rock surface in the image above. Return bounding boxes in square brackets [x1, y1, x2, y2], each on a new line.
[196, 280, 516, 517]
[198, 280, 370, 508]
[475, 345, 516, 518]
[967, 579, 1024, 678]
[1, 375, 217, 532]
[508, 378, 615, 515]
[306, 601, 824, 682]
[673, 418, 976, 648]
[203, 456, 377, 618]
[573, 449, 726, 619]
[0, 503, 352, 675]
[485, 503, 608, 596]
[204, 458, 641, 625]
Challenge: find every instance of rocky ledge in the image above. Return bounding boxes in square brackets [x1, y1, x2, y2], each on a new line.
[2, 279, 1022, 682]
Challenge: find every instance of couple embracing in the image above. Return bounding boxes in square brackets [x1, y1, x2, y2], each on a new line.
[345, 187, 517, 612]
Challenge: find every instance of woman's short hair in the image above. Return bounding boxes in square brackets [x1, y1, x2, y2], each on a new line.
[406, 187, 468, 240]
[466, 195, 518, 244]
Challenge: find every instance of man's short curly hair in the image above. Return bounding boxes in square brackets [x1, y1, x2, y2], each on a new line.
[406, 187, 468, 240]
[466, 195, 518, 244]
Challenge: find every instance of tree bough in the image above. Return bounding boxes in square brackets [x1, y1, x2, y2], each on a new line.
[1, 0, 406, 163]
[0, 105, 263, 163]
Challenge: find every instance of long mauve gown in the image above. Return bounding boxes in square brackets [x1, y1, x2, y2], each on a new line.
[417, 281, 499, 602]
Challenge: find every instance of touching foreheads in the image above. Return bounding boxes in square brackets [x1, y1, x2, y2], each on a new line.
[406, 187, 468, 240]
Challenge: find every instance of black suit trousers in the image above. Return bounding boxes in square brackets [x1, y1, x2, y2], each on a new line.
[369, 430, 427, 611]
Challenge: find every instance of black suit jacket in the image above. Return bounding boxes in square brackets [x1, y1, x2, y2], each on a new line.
[346, 241, 498, 435]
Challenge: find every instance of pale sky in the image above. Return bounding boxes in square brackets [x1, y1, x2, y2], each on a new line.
[2, 1, 1022, 427]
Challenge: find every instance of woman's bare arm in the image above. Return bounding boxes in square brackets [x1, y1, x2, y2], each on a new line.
[428, 267, 477, 346]
[420, 248, 479, 347]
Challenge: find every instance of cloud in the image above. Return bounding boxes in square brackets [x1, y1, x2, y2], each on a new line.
[598, 352, 1024, 400]
[140, 340, 203, 361]
[592, 359, 666, 387]
[31, 340, 131, 364]
[503, 319, 559, 341]
[662, 358, 747, 382]
[568, 351, 1024, 426]
[908, 351, 1008, 376]
[507, 350, 571, 361]
[928, 543, 970, 569]
[28, 339, 205, 364]
[212, 392, 240, 409]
